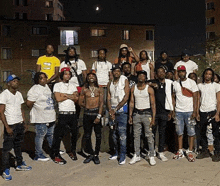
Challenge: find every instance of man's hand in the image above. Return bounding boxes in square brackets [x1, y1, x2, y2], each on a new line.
[94, 118, 101, 124]
[149, 62, 154, 70]
[191, 111, 197, 120]
[214, 114, 220, 122]
[168, 112, 172, 121]
[109, 109, 116, 120]
[128, 47, 133, 52]
[128, 116, 133, 125]
[6, 126, 13, 136]
[24, 123, 29, 133]
[196, 113, 200, 121]
[150, 120, 155, 128]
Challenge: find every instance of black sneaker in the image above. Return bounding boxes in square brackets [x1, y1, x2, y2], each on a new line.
[68, 151, 77, 161]
[196, 150, 210, 159]
[93, 155, 100, 164]
[83, 155, 94, 164]
[52, 155, 67, 165]
[212, 153, 220, 162]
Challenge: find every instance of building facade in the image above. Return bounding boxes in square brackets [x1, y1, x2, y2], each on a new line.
[0, 0, 65, 21]
[0, 19, 155, 89]
[206, 0, 220, 39]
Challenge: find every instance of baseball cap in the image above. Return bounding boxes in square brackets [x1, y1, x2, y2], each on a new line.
[177, 65, 186, 71]
[120, 44, 128, 49]
[6, 74, 20, 83]
[111, 64, 121, 71]
[61, 67, 71, 72]
[137, 70, 148, 79]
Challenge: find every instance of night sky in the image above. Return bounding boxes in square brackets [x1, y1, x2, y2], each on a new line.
[59, 0, 205, 58]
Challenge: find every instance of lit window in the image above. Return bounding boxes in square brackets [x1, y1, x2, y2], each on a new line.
[91, 29, 106, 37]
[91, 50, 98, 58]
[45, 1, 53, 7]
[2, 48, 12, 59]
[60, 30, 78, 46]
[122, 30, 130, 40]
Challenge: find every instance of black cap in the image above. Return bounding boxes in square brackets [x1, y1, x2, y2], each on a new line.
[137, 70, 148, 79]
[111, 64, 121, 71]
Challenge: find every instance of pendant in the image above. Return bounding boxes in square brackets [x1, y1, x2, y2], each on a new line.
[91, 92, 95, 97]
[161, 85, 163, 88]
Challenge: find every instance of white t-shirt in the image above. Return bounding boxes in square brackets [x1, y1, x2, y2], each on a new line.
[141, 62, 150, 80]
[198, 82, 220, 112]
[59, 59, 87, 87]
[27, 84, 56, 124]
[92, 61, 112, 86]
[0, 89, 24, 125]
[173, 78, 198, 112]
[174, 60, 198, 77]
[53, 82, 78, 111]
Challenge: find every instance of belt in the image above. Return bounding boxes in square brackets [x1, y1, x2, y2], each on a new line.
[84, 108, 99, 116]
[59, 111, 76, 115]
[134, 108, 151, 115]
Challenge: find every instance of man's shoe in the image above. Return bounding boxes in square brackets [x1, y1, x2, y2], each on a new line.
[93, 155, 100, 164]
[129, 154, 141, 165]
[83, 155, 94, 164]
[34, 155, 50, 161]
[187, 152, 195, 162]
[149, 157, 156, 166]
[16, 161, 32, 171]
[173, 150, 185, 160]
[119, 154, 126, 165]
[52, 155, 67, 165]
[2, 169, 12, 181]
[158, 152, 168, 162]
[59, 150, 65, 155]
[109, 154, 118, 160]
[196, 150, 210, 159]
[68, 151, 77, 161]
[212, 153, 220, 162]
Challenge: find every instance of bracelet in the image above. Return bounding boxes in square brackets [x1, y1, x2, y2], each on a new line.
[97, 114, 101, 119]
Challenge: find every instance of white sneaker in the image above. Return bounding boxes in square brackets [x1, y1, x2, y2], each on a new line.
[158, 152, 168, 162]
[129, 154, 141, 165]
[109, 154, 118, 160]
[119, 159, 126, 165]
[149, 157, 156, 166]
[59, 150, 65, 155]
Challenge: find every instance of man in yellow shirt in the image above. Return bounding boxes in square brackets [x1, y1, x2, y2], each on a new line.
[36, 45, 60, 86]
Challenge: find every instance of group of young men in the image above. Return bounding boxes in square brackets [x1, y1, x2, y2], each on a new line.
[1, 44, 220, 181]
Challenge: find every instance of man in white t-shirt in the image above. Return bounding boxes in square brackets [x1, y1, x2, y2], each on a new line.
[27, 72, 56, 162]
[59, 46, 87, 89]
[0, 75, 32, 181]
[51, 67, 79, 165]
[174, 52, 198, 80]
[172, 65, 198, 162]
[196, 68, 220, 161]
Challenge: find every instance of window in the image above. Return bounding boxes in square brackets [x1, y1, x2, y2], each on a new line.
[45, 14, 53, 21]
[147, 51, 154, 61]
[206, 32, 215, 39]
[146, 30, 154, 40]
[122, 30, 130, 40]
[3, 71, 12, 82]
[91, 50, 98, 58]
[57, 14, 62, 21]
[91, 29, 106, 37]
[45, 1, 53, 8]
[58, 3, 63, 11]
[206, 2, 214, 10]
[2, 48, 12, 59]
[32, 49, 45, 57]
[206, 17, 215, 25]
[14, 0, 19, 6]
[15, 12, 19, 19]
[2, 26, 11, 36]
[22, 13, 27, 20]
[61, 30, 78, 45]
[32, 27, 48, 35]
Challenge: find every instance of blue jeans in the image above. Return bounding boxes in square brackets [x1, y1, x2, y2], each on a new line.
[35, 123, 55, 157]
[175, 112, 195, 136]
[112, 112, 127, 155]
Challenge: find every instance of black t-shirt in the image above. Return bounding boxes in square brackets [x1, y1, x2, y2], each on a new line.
[128, 75, 138, 88]
[155, 59, 174, 73]
[150, 79, 170, 114]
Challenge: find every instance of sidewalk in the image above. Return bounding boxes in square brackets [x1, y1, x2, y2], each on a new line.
[0, 150, 219, 186]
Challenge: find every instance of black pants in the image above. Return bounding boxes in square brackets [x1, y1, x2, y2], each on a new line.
[2, 123, 24, 170]
[51, 114, 78, 156]
[198, 111, 220, 153]
[83, 114, 102, 155]
[153, 113, 168, 152]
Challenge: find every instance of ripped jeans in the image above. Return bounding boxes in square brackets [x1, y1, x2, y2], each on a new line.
[133, 112, 155, 157]
[111, 112, 128, 155]
[175, 112, 195, 137]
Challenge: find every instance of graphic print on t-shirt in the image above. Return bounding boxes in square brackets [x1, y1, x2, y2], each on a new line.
[45, 94, 54, 110]
[43, 62, 52, 70]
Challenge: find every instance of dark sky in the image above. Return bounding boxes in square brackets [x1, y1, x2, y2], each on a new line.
[59, 0, 205, 58]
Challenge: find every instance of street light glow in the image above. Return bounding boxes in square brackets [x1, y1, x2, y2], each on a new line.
[96, 6, 99, 11]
